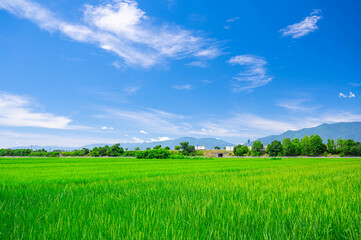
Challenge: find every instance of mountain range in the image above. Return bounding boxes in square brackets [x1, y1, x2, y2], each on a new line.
[11, 137, 234, 151]
[10, 122, 361, 150]
[257, 122, 361, 145]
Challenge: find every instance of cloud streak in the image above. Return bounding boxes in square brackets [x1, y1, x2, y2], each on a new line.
[280, 9, 322, 38]
[228, 54, 273, 92]
[0, 0, 221, 67]
[0, 92, 79, 129]
[339, 92, 356, 98]
[172, 84, 192, 90]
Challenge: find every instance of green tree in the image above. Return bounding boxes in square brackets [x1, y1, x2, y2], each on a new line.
[214, 146, 221, 150]
[180, 142, 195, 156]
[327, 139, 337, 154]
[282, 138, 295, 156]
[134, 147, 140, 151]
[174, 146, 181, 150]
[233, 144, 249, 156]
[108, 144, 124, 156]
[266, 140, 283, 157]
[301, 136, 311, 156]
[309, 135, 326, 156]
[153, 145, 162, 150]
[251, 141, 264, 156]
[291, 138, 302, 156]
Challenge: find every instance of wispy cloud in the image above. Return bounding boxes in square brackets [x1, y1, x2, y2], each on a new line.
[226, 17, 239, 23]
[172, 84, 192, 90]
[0, 0, 221, 67]
[147, 137, 172, 142]
[96, 108, 188, 135]
[202, 80, 212, 84]
[339, 92, 356, 98]
[186, 61, 208, 68]
[349, 82, 361, 87]
[132, 137, 144, 143]
[280, 9, 322, 38]
[0, 92, 81, 129]
[101, 126, 114, 130]
[228, 54, 273, 92]
[277, 99, 321, 112]
[224, 16, 239, 30]
[123, 86, 141, 94]
[0, 130, 125, 148]
[139, 130, 148, 135]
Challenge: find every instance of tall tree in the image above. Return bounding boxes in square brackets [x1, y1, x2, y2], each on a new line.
[251, 141, 264, 156]
[266, 140, 283, 157]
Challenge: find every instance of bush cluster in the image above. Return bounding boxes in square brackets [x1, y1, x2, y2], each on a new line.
[233, 134, 361, 157]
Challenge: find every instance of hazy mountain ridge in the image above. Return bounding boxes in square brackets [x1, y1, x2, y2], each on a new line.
[11, 137, 235, 151]
[257, 122, 361, 145]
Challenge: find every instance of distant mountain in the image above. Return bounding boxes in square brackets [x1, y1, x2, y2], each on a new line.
[257, 122, 361, 145]
[11, 137, 235, 151]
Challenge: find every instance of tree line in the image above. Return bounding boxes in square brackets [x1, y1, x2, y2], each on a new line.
[0, 142, 201, 158]
[234, 135, 361, 157]
[1, 136, 361, 158]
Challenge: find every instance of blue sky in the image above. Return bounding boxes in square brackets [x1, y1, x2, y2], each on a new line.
[0, 0, 360, 147]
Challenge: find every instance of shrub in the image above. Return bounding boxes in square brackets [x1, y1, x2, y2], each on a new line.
[135, 149, 171, 159]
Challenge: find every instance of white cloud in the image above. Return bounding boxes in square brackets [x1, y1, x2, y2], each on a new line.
[224, 16, 239, 30]
[0, 0, 221, 68]
[226, 17, 239, 23]
[228, 54, 273, 92]
[132, 137, 144, 143]
[112, 61, 127, 70]
[139, 130, 148, 135]
[0, 92, 78, 129]
[172, 84, 192, 90]
[191, 113, 297, 139]
[123, 86, 141, 94]
[101, 126, 114, 130]
[280, 9, 322, 38]
[147, 137, 172, 142]
[96, 108, 188, 135]
[339, 92, 356, 98]
[277, 99, 321, 112]
[186, 61, 208, 68]
[202, 80, 212, 84]
[0, 130, 125, 148]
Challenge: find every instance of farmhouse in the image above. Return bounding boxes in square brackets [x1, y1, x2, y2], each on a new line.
[195, 146, 206, 150]
[225, 146, 234, 151]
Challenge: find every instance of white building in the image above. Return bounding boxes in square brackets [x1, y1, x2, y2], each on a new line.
[195, 146, 206, 150]
[225, 146, 234, 151]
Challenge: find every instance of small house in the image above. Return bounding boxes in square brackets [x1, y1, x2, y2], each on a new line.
[225, 146, 234, 151]
[195, 146, 206, 150]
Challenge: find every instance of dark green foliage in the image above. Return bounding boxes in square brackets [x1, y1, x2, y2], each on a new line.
[309, 135, 327, 156]
[179, 142, 195, 156]
[233, 144, 249, 156]
[327, 139, 337, 154]
[251, 141, 263, 156]
[266, 140, 283, 157]
[214, 146, 221, 150]
[135, 149, 171, 159]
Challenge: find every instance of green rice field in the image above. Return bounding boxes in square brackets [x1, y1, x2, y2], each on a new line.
[0, 157, 360, 239]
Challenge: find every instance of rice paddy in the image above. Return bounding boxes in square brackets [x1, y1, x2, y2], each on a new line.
[0, 157, 360, 239]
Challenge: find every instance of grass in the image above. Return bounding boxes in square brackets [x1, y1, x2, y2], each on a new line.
[0, 157, 360, 239]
